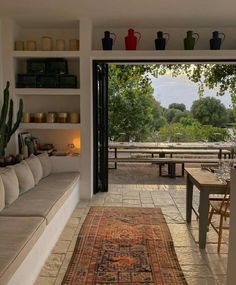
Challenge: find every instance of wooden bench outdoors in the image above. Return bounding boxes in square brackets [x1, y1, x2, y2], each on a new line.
[108, 157, 229, 178]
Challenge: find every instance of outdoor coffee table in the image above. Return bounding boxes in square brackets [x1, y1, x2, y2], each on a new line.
[185, 167, 228, 249]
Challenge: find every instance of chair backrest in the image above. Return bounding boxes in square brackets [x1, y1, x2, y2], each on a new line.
[219, 181, 230, 216]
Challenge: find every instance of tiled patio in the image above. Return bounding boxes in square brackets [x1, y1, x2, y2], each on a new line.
[34, 164, 229, 285]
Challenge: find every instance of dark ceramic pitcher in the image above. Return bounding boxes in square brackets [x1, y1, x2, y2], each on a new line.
[155, 31, 169, 50]
[102, 31, 116, 50]
[210, 31, 225, 50]
[184, 31, 199, 50]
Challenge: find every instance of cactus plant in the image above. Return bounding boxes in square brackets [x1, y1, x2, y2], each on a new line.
[0, 81, 23, 156]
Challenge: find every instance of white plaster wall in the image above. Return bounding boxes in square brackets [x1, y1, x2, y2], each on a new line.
[93, 27, 236, 50]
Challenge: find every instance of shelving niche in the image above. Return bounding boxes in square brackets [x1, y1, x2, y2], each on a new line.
[12, 21, 81, 153]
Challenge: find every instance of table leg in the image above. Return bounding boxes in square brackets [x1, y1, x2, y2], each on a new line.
[198, 191, 210, 249]
[186, 174, 193, 223]
[114, 147, 117, 169]
[218, 149, 222, 159]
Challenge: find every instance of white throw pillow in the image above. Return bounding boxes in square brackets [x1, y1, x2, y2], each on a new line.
[0, 176, 5, 211]
[0, 168, 19, 206]
[11, 161, 35, 194]
[25, 155, 43, 184]
[38, 152, 52, 178]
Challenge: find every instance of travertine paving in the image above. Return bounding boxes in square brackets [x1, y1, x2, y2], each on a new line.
[34, 164, 229, 285]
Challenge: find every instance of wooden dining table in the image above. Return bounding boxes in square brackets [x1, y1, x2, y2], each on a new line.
[185, 167, 229, 249]
[109, 141, 236, 159]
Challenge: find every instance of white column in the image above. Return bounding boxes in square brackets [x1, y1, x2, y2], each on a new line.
[79, 18, 93, 199]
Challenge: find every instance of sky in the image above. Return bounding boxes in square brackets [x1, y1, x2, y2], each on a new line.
[150, 74, 232, 110]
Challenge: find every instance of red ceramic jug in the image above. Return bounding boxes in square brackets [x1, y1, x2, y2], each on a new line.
[125, 29, 141, 50]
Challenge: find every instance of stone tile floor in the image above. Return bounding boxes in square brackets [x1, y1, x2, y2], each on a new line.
[34, 164, 229, 285]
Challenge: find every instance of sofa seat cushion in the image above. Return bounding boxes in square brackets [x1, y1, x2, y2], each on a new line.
[0, 216, 46, 285]
[0, 172, 80, 224]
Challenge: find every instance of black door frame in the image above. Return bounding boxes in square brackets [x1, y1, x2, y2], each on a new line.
[93, 59, 236, 194]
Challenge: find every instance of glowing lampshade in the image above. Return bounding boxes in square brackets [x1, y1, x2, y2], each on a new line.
[73, 138, 80, 150]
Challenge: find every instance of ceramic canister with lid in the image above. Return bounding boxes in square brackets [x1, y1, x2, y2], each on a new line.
[41, 36, 53, 51]
[69, 112, 79, 123]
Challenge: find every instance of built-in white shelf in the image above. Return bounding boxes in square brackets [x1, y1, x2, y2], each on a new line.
[20, 123, 81, 130]
[14, 88, 80, 96]
[13, 51, 81, 58]
[91, 50, 236, 60]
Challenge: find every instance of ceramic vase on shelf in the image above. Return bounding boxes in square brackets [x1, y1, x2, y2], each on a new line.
[210, 31, 225, 50]
[55, 39, 65, 51]
[184, 30, 199, 50]
[26, 40, 37, 51]
[155, 31, 169, 50]
[102, 31, 116, 50]
[15, 40, 24, 51]
[125, 28, 141, 50]
[69, 39, 79, 50]
[41, 36, 53, 51]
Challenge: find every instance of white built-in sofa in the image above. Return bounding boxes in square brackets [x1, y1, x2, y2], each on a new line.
[0, 153, 80, 285]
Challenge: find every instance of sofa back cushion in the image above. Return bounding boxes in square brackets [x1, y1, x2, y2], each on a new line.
[0, 168, 19, 206]
[11, 161, 35, 194]
[25, 155, 43, 184]
[38, 152, 52, 178]
[0, 176, 5, 211]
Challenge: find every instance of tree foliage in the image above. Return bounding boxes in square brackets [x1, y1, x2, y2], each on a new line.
[108, 65, 156, 141]
[191, 97, 227, 127]
[159, 122, 229, 142]
[153, 64, 236, 104]
[168, 103, 186, 112]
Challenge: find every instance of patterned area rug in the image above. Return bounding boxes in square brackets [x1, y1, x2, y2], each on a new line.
[62, 207, 187, 285]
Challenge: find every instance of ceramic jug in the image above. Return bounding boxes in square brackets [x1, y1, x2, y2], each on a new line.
[125, 29, 141, 50]
[210, 31, 225, 50]
[184, 31, 199, 50]
[155, 31, 169, 50]
[102, 31, 116, 50]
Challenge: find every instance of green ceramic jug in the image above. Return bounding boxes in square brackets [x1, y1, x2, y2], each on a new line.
[184, 31, 199, 50]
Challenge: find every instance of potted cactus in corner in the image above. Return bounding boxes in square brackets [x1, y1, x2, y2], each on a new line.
[0, 81, 23, 163]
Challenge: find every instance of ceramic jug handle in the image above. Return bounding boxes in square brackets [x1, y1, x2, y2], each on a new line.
[164, 33, 170, 43]
[111, 33, 117, 43]
[194, 33, 199, 44]
[135, 32, 141, 43]
[219, 33, 225, 42]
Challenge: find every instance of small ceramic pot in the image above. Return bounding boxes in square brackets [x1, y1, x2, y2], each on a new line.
[69, 112, 79, 123]
[69, 39, 79, 50]
[46, 112, 56, 123]
[34, 112, 45, 123]
[22, 112, 31, 123]
[26, 40, 37, 51]
[15, 40, 24, 51]
[57, 112, 67, 123]
[55, 39, 65, 51]
[41, 36, 53, 51]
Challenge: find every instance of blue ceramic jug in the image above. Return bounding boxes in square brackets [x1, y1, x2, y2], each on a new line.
[102, 31, 116, 50]
[210, 31, 225, 50]
[155, 31, 169, 50]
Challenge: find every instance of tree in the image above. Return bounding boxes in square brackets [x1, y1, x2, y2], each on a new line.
[151, 100, 167, 130]
[159, 122, 229, 142]
[108, 65, 155, 141]
[169, 103, 186, 112]
[164, 108, 191, 124]
[191, 97, 227, 127]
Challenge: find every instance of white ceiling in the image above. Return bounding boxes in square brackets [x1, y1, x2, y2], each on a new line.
[0, 0, 236, 28]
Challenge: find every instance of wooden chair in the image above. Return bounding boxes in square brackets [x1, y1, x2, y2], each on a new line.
[208, 184, 230, 253]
